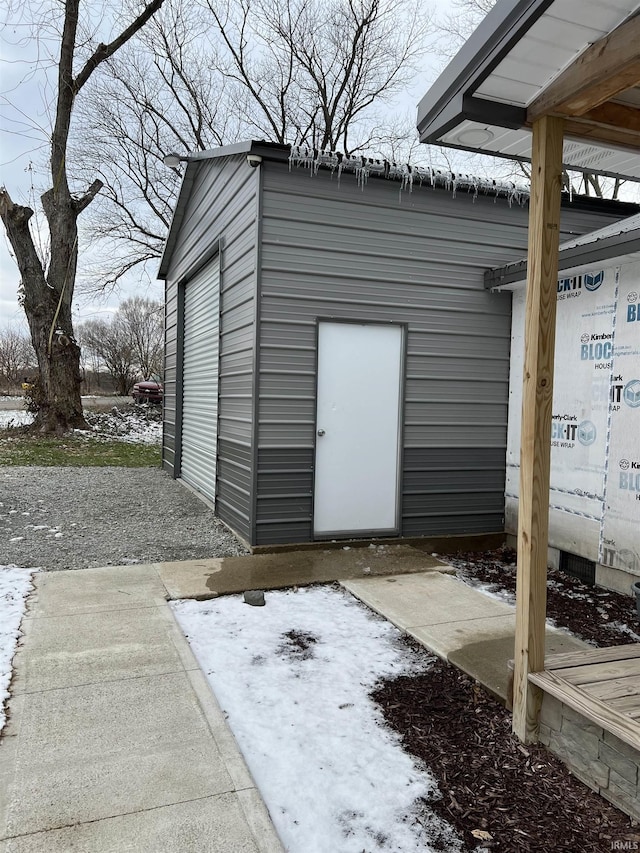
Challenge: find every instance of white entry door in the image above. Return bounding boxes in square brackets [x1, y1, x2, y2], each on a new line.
[314, 322, 403, 537]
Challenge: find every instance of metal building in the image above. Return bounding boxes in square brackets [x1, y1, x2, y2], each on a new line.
[158, 141, 632, 548]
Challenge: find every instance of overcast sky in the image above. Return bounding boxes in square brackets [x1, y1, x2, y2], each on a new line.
[0, 0, 466, 331]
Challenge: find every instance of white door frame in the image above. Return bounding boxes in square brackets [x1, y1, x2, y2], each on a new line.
[313, 319, 405, 539]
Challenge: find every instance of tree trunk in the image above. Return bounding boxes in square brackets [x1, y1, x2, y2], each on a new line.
[26, 288, 88, 434]
[0, 189, 89, 433]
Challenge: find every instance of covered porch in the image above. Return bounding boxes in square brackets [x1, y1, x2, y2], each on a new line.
[417, 0, 640, 817]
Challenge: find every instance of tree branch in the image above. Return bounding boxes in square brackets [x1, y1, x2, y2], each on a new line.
[73, 0, 167, 94]
[73, 179, 104, 214]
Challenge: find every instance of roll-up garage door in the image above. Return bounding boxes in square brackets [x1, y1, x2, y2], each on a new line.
[180, 256, 220, 504]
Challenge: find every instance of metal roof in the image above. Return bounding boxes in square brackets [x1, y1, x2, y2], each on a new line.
[417, 0, 640, 180]
[158, 140, 637, 280]
[158, 142, 289, 278]
[486, 213, 640, 287]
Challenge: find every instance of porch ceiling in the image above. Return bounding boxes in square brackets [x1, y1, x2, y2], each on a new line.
[417, 0, 640, 180]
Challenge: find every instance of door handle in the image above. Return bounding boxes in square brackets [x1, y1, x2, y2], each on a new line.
[317, 429, 326, 436]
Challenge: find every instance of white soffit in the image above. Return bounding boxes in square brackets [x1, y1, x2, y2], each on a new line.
[435, 0, 640, 180]
[441, 121, 640, 178]
[475, 0, 639, 108]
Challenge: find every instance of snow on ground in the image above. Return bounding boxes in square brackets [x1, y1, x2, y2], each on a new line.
[172, 586, 462, 853]
[82, 408, 162, 445]
[0, 405, 161, 445]
[0, 411, 33, 428]
[0, 566, 37, 732]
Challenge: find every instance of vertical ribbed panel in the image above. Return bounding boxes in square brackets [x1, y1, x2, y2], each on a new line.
[162, 155, 259, 542]
[254, 161, 625, 544]
[180, 257, 219, 503]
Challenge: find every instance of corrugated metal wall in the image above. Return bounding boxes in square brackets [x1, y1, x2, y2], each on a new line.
[180, 257, 220, 503]
[163, 155, 259, 543]
[254, 161, 623, 545]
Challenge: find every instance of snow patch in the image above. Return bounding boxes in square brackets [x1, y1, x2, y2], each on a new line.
[0, 566, 37, 731]
[172, 586, 462, 853]
[0, 410, 33, 428]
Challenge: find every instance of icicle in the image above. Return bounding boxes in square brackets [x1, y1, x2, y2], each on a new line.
[404, 164, 413, 193]
[290, 143, 531, 204]
[288, 145, 316, 173]
[336, 152, 344, 186]
[355, 156, 372, 190]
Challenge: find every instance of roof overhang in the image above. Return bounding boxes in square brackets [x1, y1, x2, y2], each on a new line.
[158, 141, 290, 279]
[418, 0, 640, 181]
[486, 216, 640, 288]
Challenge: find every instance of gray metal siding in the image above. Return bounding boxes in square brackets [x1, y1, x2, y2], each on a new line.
[254, 161, 624, 544]
[162, 155, 259, 542]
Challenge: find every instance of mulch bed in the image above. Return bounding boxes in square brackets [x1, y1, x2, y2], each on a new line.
[373, 654, 639, 851]
[369, 550, 640, 851]
[450, 546, 640, 647]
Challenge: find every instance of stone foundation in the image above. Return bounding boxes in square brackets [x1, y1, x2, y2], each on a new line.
[539, 693, 640, 822]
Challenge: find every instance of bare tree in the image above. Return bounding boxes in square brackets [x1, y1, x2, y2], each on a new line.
[75, 0, 432, 286]
[0, 324, 35, 389]
[80, 318, 138, 397]
[117, 297, 164, 379]
[72, 3, 238, 291]
[0, 0, 166, 433]
[204, 0, 431, 152]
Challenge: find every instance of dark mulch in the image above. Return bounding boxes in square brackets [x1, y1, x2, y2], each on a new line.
[449, 546, 640, 647]
[276, 629, 319, 661]
[372, 648, 640, 852]
[367, 550, 640, 850]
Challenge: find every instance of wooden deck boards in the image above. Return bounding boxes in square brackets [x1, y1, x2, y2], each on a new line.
[529, 643, 640, 752]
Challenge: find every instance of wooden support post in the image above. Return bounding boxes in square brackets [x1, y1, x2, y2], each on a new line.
[512, 115, 564, 744]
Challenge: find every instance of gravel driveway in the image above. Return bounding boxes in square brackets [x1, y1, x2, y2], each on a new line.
[1, 467, 248, 571]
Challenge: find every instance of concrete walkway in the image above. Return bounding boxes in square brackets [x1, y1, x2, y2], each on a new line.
[343, 571, 590, 701]
[0, 565, 283, 853]
[1, 546, 589, 851]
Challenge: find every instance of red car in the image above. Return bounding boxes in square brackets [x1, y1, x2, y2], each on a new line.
[132, 380, 163, 404]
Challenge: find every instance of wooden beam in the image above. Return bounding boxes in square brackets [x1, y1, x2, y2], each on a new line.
[562, 121, 640, 153]
[544, 644, 640, 670]
[512, 115, 564, 745]
[577, 101, 640, 133]
[527, 14, 640, 121]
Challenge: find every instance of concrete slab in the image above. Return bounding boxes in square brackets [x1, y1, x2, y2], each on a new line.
[4, 673, 237, 835]
[157, 558, 225, 600]
[1, 566, 284, 851]
[342, 572, 512, 629]
[343, 572, 591, 705]
[157, 545, 449, 600]
[2, 793, 276, 853]
[6, 742, 236, 838]
[448, 629, 589, 702]
[28, 565, 167, 617]
[11, 605, 190, 694]
[407, 614, 517, 660]
[7, 670, 223, 768]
